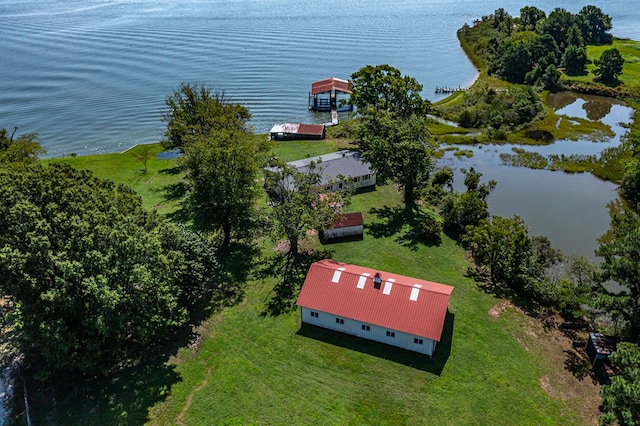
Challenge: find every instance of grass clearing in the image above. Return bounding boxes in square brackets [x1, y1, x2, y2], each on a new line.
[30, 141, 601, 425]
[566, 38, 640, 87]
[146, 182, 598, 425]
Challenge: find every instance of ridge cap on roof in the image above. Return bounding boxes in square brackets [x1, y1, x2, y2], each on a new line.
[311, 259, 453, 294]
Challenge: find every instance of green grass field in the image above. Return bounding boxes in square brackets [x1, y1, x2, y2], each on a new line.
[146, 181, 596, 425]
[35, 140, 600, 424]
[567, 38, 640, 87]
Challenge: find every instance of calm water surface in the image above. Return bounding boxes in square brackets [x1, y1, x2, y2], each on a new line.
[445, 94, 633, 260]
[1, 0, 638, 156]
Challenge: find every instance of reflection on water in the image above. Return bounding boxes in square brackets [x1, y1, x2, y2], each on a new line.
[444, 93, 632, 261]
[547, 91, 629, 122]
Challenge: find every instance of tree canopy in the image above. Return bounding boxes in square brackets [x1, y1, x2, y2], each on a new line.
[162, 83, 251, 151]
[350, 64, 430, 118]
[594, 48, 624, 83]
[599, 342, 640, 425]
[596, 206, 640, 343]
[181, 128, 270, 246]
[0, 127, 45, 163]
[0, 163, 221, 379]
[356, 110, 435, 209]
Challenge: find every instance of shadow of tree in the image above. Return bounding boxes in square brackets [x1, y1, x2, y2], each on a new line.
[261, 249, 332, 316]
[563, 346, 597, 383]
[296, 311, 454, 375]
[367, 206, 442, 250]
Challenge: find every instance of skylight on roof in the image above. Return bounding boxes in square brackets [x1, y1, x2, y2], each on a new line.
[410, 284, 422, 301]
[357, 273, 370, 289]
[383, 279, 395, 295]
[332, 267, 346, 283]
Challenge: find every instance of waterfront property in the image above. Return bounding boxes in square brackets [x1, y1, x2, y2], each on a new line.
[321, 212, 364, 241]
[309, 77, 353, 112]
[287, 150, 375, 192]
[269, 123, 326, 141]
[296, 259, 454, 356]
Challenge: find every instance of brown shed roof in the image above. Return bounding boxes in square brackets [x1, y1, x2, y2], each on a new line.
[311, 78, 352, 95]
[330, 212, 364, 229]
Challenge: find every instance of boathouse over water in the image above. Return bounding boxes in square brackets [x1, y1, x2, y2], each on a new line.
[309, 78, 353, 112]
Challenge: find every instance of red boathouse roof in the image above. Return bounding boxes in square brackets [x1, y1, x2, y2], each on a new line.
[311, 77, 352, 95]
[296, 259, 454, 341]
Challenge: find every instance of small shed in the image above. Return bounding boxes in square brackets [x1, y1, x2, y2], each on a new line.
[309, 77, 353, 112]
[269, 123, 326, 141]
[296, 259, 454, 356]
[586, 332, 618, 367]
[321, 212, 364, 241]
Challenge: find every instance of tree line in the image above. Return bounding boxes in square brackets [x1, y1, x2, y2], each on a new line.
[459, 5, 623, 92]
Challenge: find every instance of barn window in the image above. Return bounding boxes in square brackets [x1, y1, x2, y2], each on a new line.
[386, 331, 395, 338]
[361, 324, 370, 331]
[414, 338, 424, 345]
[364, 174, 371, 181]
[310, 311, 319, 318]
[335, 318, 344, 324]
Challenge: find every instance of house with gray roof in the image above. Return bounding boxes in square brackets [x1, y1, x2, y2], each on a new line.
[287, 150, 376, 191]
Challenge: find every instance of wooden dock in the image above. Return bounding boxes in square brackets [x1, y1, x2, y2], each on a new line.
[435, 86, 467, 94]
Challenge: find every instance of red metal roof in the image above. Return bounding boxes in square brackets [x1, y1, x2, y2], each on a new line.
[330, 212, 364, 229]
[297, 123, 325, 136]
[296, 259, 453, 341]
[311, 78, 352, 95]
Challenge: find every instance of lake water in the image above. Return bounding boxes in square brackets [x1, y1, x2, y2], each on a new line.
[1, 0, 638, 157]
[444, 92, 634, 260]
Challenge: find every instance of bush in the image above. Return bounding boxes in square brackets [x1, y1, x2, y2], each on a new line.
[417, 209, 443, 241]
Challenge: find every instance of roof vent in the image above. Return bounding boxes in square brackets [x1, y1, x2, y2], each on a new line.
[373, 272, 382, 289]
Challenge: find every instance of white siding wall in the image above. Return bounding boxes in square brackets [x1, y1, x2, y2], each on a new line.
[301, 307, 436, 356]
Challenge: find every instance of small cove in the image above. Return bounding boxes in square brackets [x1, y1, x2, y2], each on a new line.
[443, 93, 633, 261]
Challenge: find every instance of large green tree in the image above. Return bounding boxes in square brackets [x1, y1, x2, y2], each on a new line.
[162, 83, 251, 151]
[519, 6, 545, 31]
[356, 110, 435, 209]
[578, 5, 612, 45]
[264, 160, 352, 258]
[181, 128, 270, 247]
[594, 48, 624, 83]
[441, 167, 496, 233]
[599, 342, 640, 425]
[0, 163, 219, 379]
[463, 215, 532, 289]
[562, 45, 588, 76]
[621, 132, 640, 204]
[596, 207, 640, 342]
[349, 64, 430, 118]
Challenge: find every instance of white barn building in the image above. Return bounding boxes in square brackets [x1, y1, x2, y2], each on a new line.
[296, 259, 454, 356]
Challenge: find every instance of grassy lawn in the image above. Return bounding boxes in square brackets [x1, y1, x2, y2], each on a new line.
[145, 183, 598, 425]
[32, 140, 600, 425]
[43, 143, 183, 213]
[566, 38, 640, 87]
[142, 153, 597, 424]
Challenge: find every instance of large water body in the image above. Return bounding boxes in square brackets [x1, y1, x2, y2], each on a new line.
[0, 2, 639, 257]
[1, 0, 638, 157]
